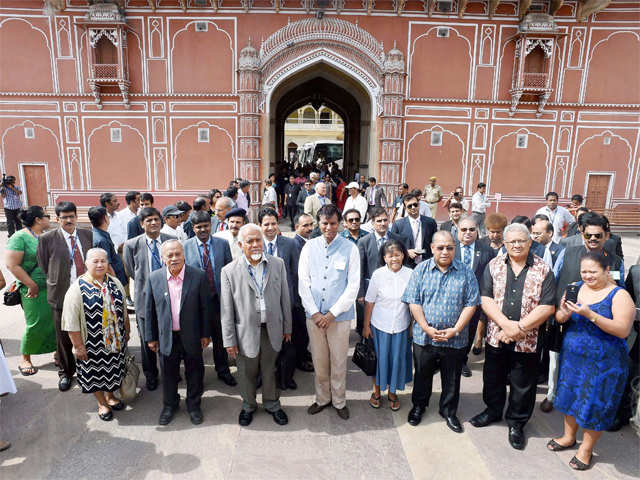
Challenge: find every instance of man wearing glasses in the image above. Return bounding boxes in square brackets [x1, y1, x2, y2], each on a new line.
[296, 180, 315, 216]
[402, 231, 480, 433]
[470, 223, 556, 450]
[340, 209, 367, 244]
[391, 192, 437, 268]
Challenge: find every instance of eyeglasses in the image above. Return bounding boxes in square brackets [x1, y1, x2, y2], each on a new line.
[460, 227, 476, 232]
[345, 218, 361, 223]
[504, 240, 528, 246]
[405, 203, 419, 209]
[583, 232, 603, 239]
[435, 245, 455, 251]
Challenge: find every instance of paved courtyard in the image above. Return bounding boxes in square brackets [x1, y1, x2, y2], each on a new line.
[0, 231, 639, 479]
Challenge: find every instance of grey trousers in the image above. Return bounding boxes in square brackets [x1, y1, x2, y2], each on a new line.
[471, 212, 486, 236]
[237, 327, 281, 413]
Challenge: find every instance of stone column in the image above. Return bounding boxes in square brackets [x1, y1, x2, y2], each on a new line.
[237, 41, 262, 216]
[379, 45, 405, 211]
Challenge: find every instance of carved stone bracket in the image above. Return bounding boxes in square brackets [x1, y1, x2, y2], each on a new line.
[89, 28, 119, 48]
[525, 38, 553, 58]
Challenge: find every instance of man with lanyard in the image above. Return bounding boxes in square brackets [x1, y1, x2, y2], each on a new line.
[183, 210, 236, 387]
[536, 192, 574, 243]
[123, 207, 176, 391]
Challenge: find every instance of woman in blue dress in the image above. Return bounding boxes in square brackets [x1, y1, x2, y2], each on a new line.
[547, 252, 635, 470]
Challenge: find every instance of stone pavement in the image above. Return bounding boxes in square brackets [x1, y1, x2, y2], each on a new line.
[0, 231, 639, 480]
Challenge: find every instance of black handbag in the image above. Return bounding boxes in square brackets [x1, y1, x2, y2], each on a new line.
[545, 318, 565, 353]
[352, 337, 377, 377]
[276, 340, 297, 387]
[3, 264, 37, 307]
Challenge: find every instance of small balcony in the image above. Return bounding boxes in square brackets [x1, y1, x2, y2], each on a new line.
[522, 72, 549, 90]
[89, 63, 121, 81]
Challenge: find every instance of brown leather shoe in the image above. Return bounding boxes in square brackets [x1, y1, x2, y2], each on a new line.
[540, 398, 554, 413]
[307, 402, 330, 415]
[335, 406, 350, 420]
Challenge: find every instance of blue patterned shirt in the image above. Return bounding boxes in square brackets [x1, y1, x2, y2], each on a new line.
[1, 184, 22, 209]
[402, 258, 480, 349]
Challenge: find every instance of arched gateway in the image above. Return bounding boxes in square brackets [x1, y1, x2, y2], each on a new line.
[237, 17, 406, 206]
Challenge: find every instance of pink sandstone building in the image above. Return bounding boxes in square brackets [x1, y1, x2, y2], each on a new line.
[0, 0, 638, 222]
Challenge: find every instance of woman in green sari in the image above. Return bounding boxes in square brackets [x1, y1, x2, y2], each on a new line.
[5, 206, 56, 375]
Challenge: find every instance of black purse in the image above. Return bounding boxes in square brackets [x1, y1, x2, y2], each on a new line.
[352, 337, 377, 377]
[3, 264, 37, 307]
[545, 318, 565, 353]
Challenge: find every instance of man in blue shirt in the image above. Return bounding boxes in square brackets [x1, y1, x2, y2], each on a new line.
[1, 175, 23, 237]
[88, 206, 127, 286]
[402, 231, 480, 433]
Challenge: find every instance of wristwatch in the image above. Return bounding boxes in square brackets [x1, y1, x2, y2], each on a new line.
[454, 328, 459, 337]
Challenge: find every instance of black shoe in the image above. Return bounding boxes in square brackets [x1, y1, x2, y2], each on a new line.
[239, 410, 253, 426]
[189, 408, 203, 425]
[540, 398, 554, 413]
[270, 408, 289, 425]
[146, 378, 158, 391]
[461, 363, 472, 377]
[607, 415, 629, 432]
[98, 409, 113, 421]
[407, 406, 425, 426]
[335, 406, 350, 420]
[158, 405, 177, 426]
[108, 400, 125, 411]
[509, 426, 526, 450]
[218, 371, 237, 387]
[297, 360, 314, 372]
[307, 402, 330, 415]
[470, 410, 501, 428]
[58, 376, 72, 392]
[440, 413, 463, 433]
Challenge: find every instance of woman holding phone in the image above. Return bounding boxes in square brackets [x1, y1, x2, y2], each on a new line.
[547, 252, 635, 470]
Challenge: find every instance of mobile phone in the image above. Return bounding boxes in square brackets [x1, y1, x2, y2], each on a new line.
[565, 284, 580, 304]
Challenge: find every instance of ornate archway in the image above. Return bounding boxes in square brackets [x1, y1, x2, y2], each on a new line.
[237, 17, 406, 206]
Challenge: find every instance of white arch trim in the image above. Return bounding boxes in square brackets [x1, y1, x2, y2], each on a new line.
[86, 120, 149, 190]
[172, 121, 235, 190]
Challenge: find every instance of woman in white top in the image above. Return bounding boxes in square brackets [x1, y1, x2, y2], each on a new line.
[262, 179, 278, 208]
[363, 239, 413, 411]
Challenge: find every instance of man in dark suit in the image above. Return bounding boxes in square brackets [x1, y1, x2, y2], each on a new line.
[211, 196, 233, 234]
[260, 208, 301, 388]
[439, 202, 465, 239]
[183, 210, 236, 387]
[123, 207, 176, 391]
[531, 216, 564, 268]
[364, 177, 388, 218]
[454, 217, 495, 377]
[127, 193, 155, 240]
[357, 207, 400, 303]
[37, 201, 92, 391]
[296, 180, 314, 216]
[145, 240, 211, 426]
[293, 213, 313, 252]
[390, 192, 437, 268]
[292, 213, 314, 372]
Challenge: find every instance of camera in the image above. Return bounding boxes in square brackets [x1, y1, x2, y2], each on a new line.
[1, 173, 15, 188]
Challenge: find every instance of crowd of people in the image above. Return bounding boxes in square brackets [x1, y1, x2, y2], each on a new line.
[0, 170, 638, 472]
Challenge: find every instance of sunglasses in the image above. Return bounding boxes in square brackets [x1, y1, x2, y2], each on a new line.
[435, 246, 455, 251]
[405, 203, 419, 209]
[460, 227, 476, 232]
[583, 233, 603, 240]
[345, 217, 361, 223]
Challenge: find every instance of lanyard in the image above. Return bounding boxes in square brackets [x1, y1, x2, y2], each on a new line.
[247, 262, 267, 297]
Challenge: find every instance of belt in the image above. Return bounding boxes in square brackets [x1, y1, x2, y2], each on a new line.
[472, 211, 484, 215]
[261, 323, 268, 328]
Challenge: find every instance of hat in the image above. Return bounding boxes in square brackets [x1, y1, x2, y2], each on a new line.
[225, 207, 246, 219]
[161, 205, 182, 217]
[346, 182, 360, 189]
[429, 176, 437, 181]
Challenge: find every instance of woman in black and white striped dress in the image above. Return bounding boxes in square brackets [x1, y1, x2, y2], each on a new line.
[62, 248, 130, 421]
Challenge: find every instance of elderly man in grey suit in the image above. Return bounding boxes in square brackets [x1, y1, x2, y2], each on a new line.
[183, 210, 237, 387]
[123, 207, 176, 391]
[221, 224, 292, 427]
[304, 181, 331, 228]
[145, 240, 211, 426]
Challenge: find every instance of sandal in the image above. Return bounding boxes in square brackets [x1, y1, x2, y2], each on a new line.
[98, 408, 113, 422]
[0, 441, 11, 452]
[108, 400, 125, 411]
[569, 455, 592, 471]
[388, 394, 400, 411]
[369, 393, 381, 409]
[18, 364, 38, 376]
[547, 439, 576, 452]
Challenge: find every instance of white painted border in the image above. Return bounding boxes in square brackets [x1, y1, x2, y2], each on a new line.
[584, 171, 615, 209]
[18, 162, 51, 207]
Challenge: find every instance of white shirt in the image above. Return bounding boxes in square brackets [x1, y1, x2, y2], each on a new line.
[460, 241, 475, 266]
[264, 237, 278, 257]
[61, 228, 84, 283]
[117, 207, 137, 232]
[361, 221, 374, 234]
[344, 194, 368, 221]
[161, 223, 187, 242]
[535, 205, 574, 243]
[214, 230, 242, 259]
[298, 238, 360, 318]
[107, 211, 126, 248]
[471, 192, 490, 213]
[262, 186, 277, 205]
[365, 266, 412, 333]
[408, 215, 424, 263]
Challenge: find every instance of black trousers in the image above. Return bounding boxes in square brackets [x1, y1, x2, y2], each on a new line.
[161, 332, 204, 412]
[5, 208, 22, 237]
[209, 295, 230, 375]
[463, 316, 480, 364]
[52, 308, 76, 378]
[412, 343, 465, 417]
[483, 344, 538, 428]
[291, 305, 311, 365]
[137, 318, 159, 382]
[356, 301, 364, 337]
[285, 204, 297, 228]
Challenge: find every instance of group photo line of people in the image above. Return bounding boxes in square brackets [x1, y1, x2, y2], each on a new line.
[0, 167, 638, 473]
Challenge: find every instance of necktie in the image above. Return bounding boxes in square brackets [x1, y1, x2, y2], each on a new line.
[378, 236, 386, 249]
[268, 242, 274, 256]
[463, 245, 472, 267]
[150, 240, 162, 271]
[218, 221, 225, 232]
[70, 235, 86, 275]
[202, 243, 215, 292]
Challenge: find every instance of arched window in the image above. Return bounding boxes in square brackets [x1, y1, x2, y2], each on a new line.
[319, 109, 332, 124]
[303, 107, 316, 124]
[95, 36, 117, 65]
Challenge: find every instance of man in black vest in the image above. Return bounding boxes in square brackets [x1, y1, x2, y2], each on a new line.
[540, 213, 624, 414]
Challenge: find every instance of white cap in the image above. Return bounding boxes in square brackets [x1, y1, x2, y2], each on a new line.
[346, 182, 360, 189]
